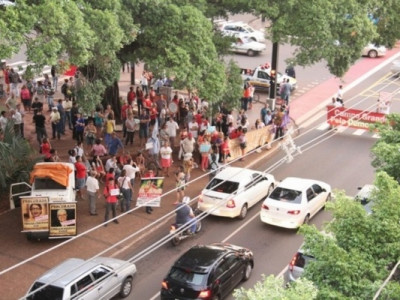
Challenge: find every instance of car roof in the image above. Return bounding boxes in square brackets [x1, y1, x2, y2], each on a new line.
[174, 243, 234, 273]
[277, 177, 324, 191]
[214, 167, 260, 182]
[34, 257, 121, 288]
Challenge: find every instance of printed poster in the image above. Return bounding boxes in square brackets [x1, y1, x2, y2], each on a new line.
[49, 203, 77, 237]
[21, 197, 49, 231]
[136, 177, 164, 207]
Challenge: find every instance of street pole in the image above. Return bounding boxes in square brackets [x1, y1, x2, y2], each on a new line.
[130, 62, 135, 86]
[269, 42, 279, 110]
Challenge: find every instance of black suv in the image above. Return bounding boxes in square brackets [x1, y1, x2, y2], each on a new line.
[161, 243, 254, 300]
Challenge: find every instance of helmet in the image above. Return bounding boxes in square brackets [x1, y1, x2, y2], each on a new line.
[182, 196, 190, 204]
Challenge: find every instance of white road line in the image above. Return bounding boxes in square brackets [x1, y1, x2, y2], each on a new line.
[353, 129, 365, 136]
[372, 133, 380, 139]
[316, 123, 330, 131]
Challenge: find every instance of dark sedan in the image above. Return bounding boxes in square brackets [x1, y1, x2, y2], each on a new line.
[161, 243, 254, 300]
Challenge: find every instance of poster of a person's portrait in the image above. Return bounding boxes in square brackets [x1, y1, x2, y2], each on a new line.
[49, 203, 77, 237]
[137, 178, 164, 207]
[21, 197, 49, 231]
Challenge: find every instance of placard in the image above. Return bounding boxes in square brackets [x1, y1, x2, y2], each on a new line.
[21, 197, 49, 231]
[49, 203, 77, 237]
[136, 177, 164, 207]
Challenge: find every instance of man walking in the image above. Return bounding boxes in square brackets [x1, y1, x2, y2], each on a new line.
[85, 170, 99, 216]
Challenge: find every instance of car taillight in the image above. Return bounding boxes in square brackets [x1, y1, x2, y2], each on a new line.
[198, 289, 212, 298]
[161, 280, 168, 290]
[226, 199, 235, 208]
[262, 204, 269, 210]
[287, 210, 301, 215]
[289, 253, 298, 271]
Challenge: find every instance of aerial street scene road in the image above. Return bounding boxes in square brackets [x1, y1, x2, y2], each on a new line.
[1, 1, 400, 300]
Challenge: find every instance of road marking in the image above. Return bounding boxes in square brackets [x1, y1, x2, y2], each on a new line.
[353, 129, 365, 136]
[317, 123, 330, 131]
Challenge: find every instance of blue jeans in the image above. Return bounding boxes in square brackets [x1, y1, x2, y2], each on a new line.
[65, 111, 72, 129]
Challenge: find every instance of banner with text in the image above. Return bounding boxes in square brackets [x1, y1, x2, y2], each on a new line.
[136, 177, 164, 207]
[49, 203, 77, 237]
[327, 105, 387, 129]
[21, 197, 49, 232]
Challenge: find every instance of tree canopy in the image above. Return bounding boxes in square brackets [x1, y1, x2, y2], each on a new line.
[299, 172, 400, 299]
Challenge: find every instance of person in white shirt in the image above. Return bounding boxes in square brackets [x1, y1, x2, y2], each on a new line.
[336, 85, 344, 105]
[160, 141, 173, 177]
[0, 111, 8, 133]
[85, 170, 100, 215]
[165, 117, 179, 148]
[16, 103, 25, 138]
[74, 141, 85, 157]
[10, 109, 22, 137]
[123, 158, 140, 186]
[118, 169, 134, 213]
[105, 155, 121, 178]
[188, 119, 199, 139]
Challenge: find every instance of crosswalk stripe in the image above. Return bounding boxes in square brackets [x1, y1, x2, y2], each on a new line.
[353, 129, 365, 136]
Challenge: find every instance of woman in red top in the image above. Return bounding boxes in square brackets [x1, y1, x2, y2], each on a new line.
[103, 177, 119, 226]
[41, 138, 52, 160]
[20, 85, 32, 112]
[221, 136, 230, 164]
[75, 156, 87, 200]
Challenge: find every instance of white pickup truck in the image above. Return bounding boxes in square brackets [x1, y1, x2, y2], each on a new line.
[11, 162, 77, 240]
[240, 65, 297, 93]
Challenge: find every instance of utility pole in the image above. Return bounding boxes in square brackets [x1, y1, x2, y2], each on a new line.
[130, 62, 135, 86]
[269, 42, 279, 110]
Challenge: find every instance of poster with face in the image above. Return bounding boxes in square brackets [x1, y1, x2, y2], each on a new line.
[136, 177, 164, 207]
[21, 197, 49, 231]
[49, 203, 77, 237]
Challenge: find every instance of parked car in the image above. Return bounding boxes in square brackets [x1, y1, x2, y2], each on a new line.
[260, 177, 331, 229]
[161, 243, 254, 300]
[230, 36, 266, 56]
[390, 60, 400, 76]
[355, 184, 376, 214]
[361, 43, 387, 58]
[219, 21, 265, 43]
[286, 248, 315, 282]
[197, 167, 275, 219]
[26, 257, 137, 300]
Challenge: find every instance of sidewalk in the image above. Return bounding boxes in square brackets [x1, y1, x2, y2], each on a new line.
[1, 50, 399, 298]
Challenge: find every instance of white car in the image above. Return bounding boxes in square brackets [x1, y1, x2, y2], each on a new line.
[390, 60, 400, 76]
[197, 167, 275, 219]
[26, 257, 136, 299]
[361, 43, 386, 58]
[220, 21, 265, 43]
[231, 36, 266, 56]
[260, 177, 331, 229]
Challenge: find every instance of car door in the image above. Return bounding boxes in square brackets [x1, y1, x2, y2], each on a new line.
[90, 266, 119, 299]
[306, 187, 319, 217]
[245, 173, 269, 208]
[212, 259, 234, 299]
[223, 254, 245, 293]
[70, 274, 95, 300]
[311, 184, 327, 212]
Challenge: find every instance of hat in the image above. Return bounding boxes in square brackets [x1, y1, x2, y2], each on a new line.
[52, 107, 58, 110]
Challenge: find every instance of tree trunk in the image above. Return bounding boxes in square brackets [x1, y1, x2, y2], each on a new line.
[103, 81, 122, 123]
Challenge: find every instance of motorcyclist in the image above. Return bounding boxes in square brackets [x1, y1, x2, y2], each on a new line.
[175, 196, 196, 234]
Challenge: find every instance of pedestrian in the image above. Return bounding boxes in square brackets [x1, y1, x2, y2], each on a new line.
[0, 111, 7, 134]
[165, 116, 179, 148]
[336, 85, 344, 105]
[121, 99, 130, 138]
[283, 78, 292, 105]
[274, 107, 285, 140]
[127, 86, 136, 106]
[209, 144, 220, 181]
[199, 136, 211, 171]
[16, 103, 25, 138]
[108, 132, 124, 156]
[75, 155, 87, 200]
[74, 112, 85, 143]
[10, 109, 22, 137]
[5, 92, 17, 111]
[103, 177, 119, 226]
[31, 97, 43, 116]
[20, 85, 32, 113]
[239, 128, 247, 161]
[91, 138, 108, 157]
[85, 170, 99, 216]
[118, 169, 134, 213]
[49, 107, 61, 140]
[56, 99, 65, 134]
[51, 65, 59, 91]
[140, 71, 149, 94]
[91, 155, 106, 181]
[9, 68, 20, 97]
[175, 166, 186, 202]
[36, 81, 46, 106]
[125, 112, 136, 146]
[33, 109, 47, 145]
[84, 119, 97, 152]
[139, 109, 150, 147]
[160, 141, 173, 177]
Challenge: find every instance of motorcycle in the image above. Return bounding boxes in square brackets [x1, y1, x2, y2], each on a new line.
[170, 212, 202, 246]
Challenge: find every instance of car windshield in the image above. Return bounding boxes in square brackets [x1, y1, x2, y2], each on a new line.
[169, 267, 207, 286]
[270, 187, 302, 204]
[34, 177, 66, 190]
[205, 178, 239, 194]
[27, 282, 64, 300]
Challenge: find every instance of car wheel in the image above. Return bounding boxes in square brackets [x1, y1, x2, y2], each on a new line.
[368, 50, 378, 58]
[303, 214, 310, 225]
[119, 277, 133, 298]
[247, 49, 255, 57]
[238, 204, 248, 220]
[242, 263, 252, 281]
[171, 236, 181, 246]
[195, 219, 202, 233]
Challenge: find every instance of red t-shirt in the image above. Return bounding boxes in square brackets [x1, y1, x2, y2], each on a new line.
[103, 184, 118, 203]
[105, 173, 115, 182]
[121, 104, 130, 119]
[127, 91, 136, 104]
[195, 114, 202, 126]
[143, 98, 152, 110]
[41, 142, 51, 159]
[75, 162, 87, 179]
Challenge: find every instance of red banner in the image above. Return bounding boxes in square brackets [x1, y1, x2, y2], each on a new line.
[327, 105, 387, 129]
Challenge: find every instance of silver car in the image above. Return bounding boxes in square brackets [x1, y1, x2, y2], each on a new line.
[286, 249, 315, 282]
[26, 257, 136, 300]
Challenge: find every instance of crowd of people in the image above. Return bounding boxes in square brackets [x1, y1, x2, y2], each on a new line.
[1, 64, 291, 225]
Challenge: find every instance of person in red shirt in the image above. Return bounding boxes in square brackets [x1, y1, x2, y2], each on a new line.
[40, 138, 52, 160]
[143, 95, 152, 112]
[149, 87, 156, 102]
[103, 177, 119, 226]
[75, 155, 87, 200]
[127, 86, 136, 106]
[221, 136, 230, 163]
[149, 103, 158, 126]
